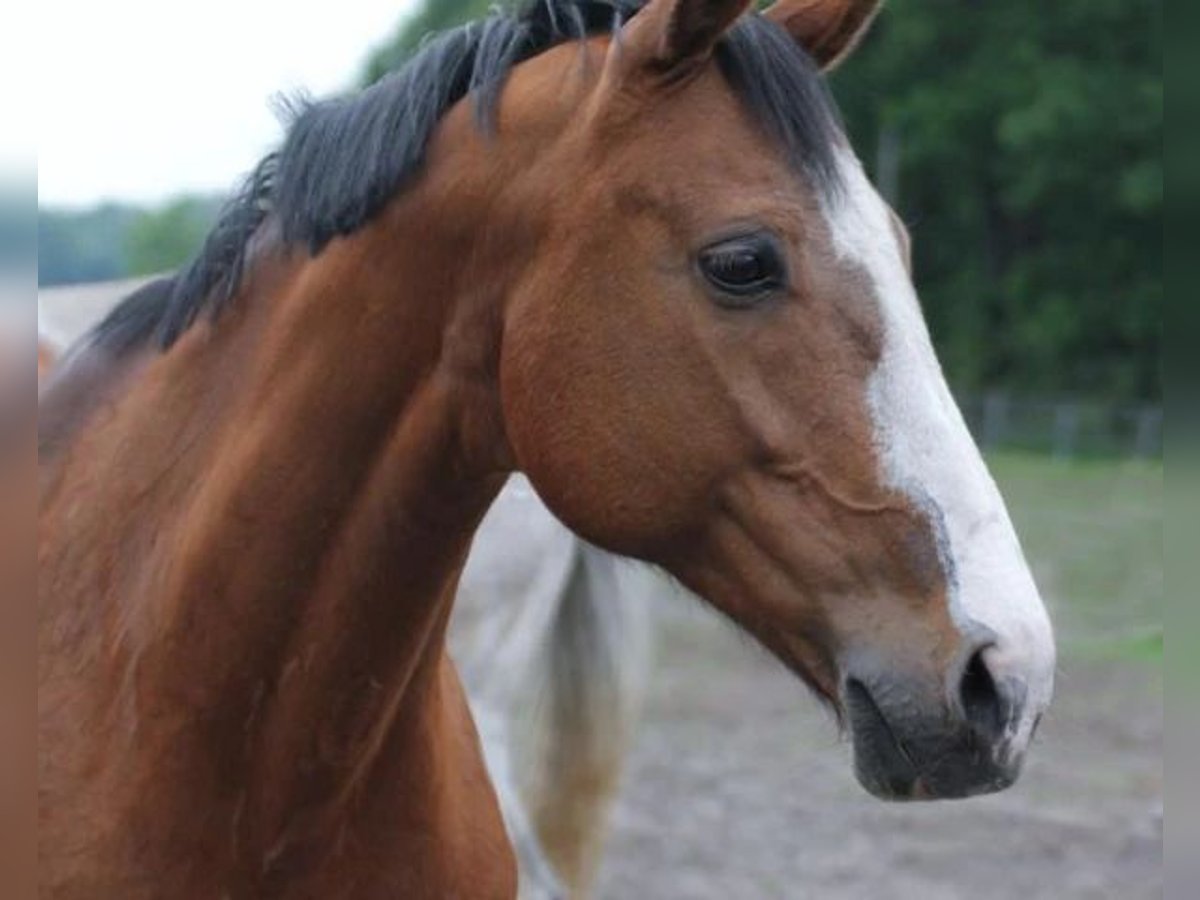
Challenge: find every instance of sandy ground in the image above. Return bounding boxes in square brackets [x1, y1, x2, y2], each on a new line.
[592, 602, 1162, 900]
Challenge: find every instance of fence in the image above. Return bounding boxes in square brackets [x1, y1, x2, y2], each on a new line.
[956, 390, 1162, 461]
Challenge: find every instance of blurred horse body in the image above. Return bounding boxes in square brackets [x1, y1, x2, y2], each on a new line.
[457, 480, 654, 898]
[39, 297, 654, 900]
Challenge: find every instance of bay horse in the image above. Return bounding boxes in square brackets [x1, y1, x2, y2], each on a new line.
[40, 290, 654, 900]
[39, 1, 1056, 897]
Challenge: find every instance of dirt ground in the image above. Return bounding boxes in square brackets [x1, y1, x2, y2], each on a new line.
[592, 602, 1162, 900]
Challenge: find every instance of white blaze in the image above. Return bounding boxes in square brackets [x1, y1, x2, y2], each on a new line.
[821, 148, 1055, 745]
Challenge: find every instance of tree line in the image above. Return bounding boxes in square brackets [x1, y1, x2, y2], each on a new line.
[39, 197, 220, 288]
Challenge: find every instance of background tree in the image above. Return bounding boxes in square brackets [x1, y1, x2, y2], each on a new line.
[38, 197, 219, 287]
[361, 0, 493, 82]
[124, 197, 218, 277]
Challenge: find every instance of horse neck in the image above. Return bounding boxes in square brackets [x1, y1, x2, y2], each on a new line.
[117, 185, 520, 870]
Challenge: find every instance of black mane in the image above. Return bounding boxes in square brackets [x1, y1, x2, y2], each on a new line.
[143, 0, 842, 350]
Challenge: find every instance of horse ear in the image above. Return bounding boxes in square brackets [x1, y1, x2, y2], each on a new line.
[619, 0, 755, 77]
[762, 0, 882, 71]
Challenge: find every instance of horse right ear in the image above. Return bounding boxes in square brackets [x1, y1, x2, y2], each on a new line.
[762, 0, 883, 71]
[615, 0, 755, 80]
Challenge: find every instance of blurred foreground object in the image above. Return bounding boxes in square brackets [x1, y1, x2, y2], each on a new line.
[0, 314, 36, 900]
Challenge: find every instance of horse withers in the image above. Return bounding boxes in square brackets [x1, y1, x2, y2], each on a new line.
[39, 1, 1055, 897]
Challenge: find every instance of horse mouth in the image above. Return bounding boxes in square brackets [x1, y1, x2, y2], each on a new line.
[844, 678, 923, 799]
[842, 677, 1020, 802]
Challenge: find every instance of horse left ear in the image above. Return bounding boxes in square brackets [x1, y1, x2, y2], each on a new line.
[762, 0, 883, 71]
[620, 0, 755, 77]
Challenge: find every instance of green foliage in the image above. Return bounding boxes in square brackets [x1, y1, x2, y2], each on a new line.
[38, 197, 220, 287]
[361, 0, 494, 82]
[124, 197, 218, 277]
[362, 0, 1161, 403]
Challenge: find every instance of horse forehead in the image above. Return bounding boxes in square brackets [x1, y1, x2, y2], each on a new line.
[497, 38, 607, 134]
[502, 38, 774, 165]
[818, 149, 905, 271]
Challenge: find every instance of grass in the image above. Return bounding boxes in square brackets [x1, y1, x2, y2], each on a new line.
[987, 452, 1163, 664]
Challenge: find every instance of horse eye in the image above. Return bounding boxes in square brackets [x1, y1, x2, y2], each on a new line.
[697, 235, 786, 306]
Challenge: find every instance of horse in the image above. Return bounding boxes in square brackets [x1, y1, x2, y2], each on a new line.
[39, 295, 655, 900]
[452, 479, 653, 898]
[38, 1, 1056, 897]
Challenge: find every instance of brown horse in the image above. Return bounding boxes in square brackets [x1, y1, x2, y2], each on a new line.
[39, 1, 1055, 897]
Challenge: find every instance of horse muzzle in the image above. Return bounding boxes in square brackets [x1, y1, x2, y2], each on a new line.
[842, 644, 1043, 801]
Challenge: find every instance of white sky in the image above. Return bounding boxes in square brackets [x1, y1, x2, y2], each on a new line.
[31, 1, 419, 208]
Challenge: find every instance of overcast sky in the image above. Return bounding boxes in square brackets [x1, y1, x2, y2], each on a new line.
[34, 1, 418, 208]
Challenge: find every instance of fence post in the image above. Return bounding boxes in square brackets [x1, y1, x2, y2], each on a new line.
[982, 391, 1009, 451]
[876, 122, 902, 206]
[1134, 407, 1163, 459]
[1052, 403, 1080, 461]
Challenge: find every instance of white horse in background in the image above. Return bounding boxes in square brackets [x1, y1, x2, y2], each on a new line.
[39, 284, 659, 900]
[456, 478, 655, 899]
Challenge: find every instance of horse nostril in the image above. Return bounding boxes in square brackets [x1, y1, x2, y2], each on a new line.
[958, 648, 1007, 743]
